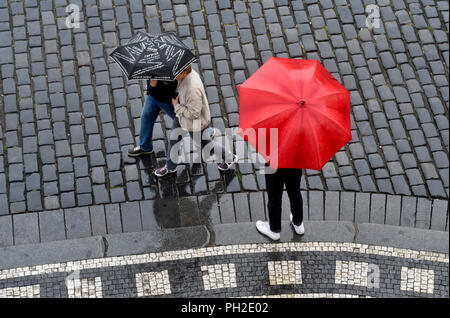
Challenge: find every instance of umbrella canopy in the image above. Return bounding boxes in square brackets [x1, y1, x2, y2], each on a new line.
[109, 32, 196, 81]
[238, 57, 351, 170]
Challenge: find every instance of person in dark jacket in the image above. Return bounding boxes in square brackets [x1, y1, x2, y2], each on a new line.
[256, 167, 305, 240]
[128, 80, 177, 156]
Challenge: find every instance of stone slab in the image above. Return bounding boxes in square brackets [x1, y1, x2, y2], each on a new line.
[0, 236, 105, 270]
[104, 225, 210, 257]
[213, 221, 355, 245]
[356, 223, 448, 254]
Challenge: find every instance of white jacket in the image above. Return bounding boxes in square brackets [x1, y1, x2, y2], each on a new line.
[174, 70, 211, 132]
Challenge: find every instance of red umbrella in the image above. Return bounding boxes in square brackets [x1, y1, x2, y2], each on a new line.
[238, 57, 351, 170]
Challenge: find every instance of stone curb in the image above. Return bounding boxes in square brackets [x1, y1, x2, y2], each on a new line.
[0, 221, 447, 271]
[0, 236, 105, 271]
[0, 225, 209, 271]
[104, 225, 210, 257]
[212, 221, 449, 254]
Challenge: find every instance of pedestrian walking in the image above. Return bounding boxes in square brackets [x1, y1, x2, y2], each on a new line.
[154, 65, 238, 177]
[128, 79, 177, 156]
[256, 167, 305, 241]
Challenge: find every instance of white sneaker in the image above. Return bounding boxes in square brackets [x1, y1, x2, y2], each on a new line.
[290, 215, 305, 235]
[256, 220, 280, 241]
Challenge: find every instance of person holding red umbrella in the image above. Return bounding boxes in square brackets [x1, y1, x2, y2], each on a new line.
[255, 165, 305, 240]
[238, 57, 351, 240]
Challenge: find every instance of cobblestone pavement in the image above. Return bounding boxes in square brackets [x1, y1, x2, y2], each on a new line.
[0, 0, 448, 249]
[0, 242, 448, 298]
[0, 0, 449, 302]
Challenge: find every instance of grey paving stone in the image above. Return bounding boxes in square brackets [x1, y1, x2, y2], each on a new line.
[93, 185, 110, 204]
[120, 202, 142, 233]
[0, 215, 13, 247]
[0, 194, 8, 215]
[427, 179, 447, 198]
[13, 213, 39, 245]
[400, 197, 417, 227]
[249, 192, 266, 221]
[27, 190, 42, 212]
[324, 191, 339, 221]
[89, 205, 107, 236]
[370, 193, 386, 224]
[416, 197, 432, 229]
[39, 210, 65, 242]
[218, 193, 235, 224]
[352, 192, 369, 224]
[428, 199, 448, 232]
[179, 196, 201, 227]
[233, 193, 251, 223]
[64, 207, 92, 239]
[309, 191, 324, 221]
[385, 195, 402, 226]
[139, 200, 159, 231]
[105, 204, 123, 234]
[391, 175, 412, 196]
[340, 192, 356, 223]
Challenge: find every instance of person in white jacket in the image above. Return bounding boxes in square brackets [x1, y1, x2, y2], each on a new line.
[154, 65, 238, 177]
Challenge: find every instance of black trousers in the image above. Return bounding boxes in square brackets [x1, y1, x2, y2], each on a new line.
[265, 168, 303, 233]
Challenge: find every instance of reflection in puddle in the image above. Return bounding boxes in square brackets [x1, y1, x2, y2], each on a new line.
[152, 197, 181, 228]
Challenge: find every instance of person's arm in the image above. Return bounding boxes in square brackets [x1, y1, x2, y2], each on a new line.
[173, 88, 203, 120]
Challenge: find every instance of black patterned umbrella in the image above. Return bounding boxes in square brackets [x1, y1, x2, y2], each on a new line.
[109, 32, 196, 81]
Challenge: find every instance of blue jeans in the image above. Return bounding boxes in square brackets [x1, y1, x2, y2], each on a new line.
[140, 95, 176, 151]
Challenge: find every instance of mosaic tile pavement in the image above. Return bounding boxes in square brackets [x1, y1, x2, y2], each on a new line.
[0, 242, 447, 298]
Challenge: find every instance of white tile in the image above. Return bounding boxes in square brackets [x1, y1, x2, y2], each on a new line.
[0, 284, 40, 298]
[400, 267, 434, 294]
[335, 260, 370, 287]
[268, 261, 302, 285]
[66, 277, 102, 298]
[136, 270, 171, 296]
[201, 263, 237, 290]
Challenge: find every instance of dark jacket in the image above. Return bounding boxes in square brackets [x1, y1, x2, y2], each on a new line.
[146, 80, 178, 104]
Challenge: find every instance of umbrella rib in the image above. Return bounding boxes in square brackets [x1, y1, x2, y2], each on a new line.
[243, 102, 300, 129]
[308, 90, 349, 102]
[127, 43, 153, 79]
[239, 86, 298, 104]
[304, 61, 320, 100]
[278, 61, 302, 100]
[303, 109, 322, 168]
[306, 103, 351, 138]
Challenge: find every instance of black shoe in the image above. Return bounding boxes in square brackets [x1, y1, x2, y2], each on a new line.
[128, 146, 153, 157]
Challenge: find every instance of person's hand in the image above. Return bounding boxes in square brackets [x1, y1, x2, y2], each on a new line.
[150, 80, 158, 87]
[172, 95, 179, 107]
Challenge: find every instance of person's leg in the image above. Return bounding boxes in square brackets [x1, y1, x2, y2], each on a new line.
[165, 117, 185, 171]
[284, 169, 303, 226]
[192, 128, 236, 168]
[139, 95, 160, 151]
[265, 170, 284, 233]
[156, 99, 176, 120]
